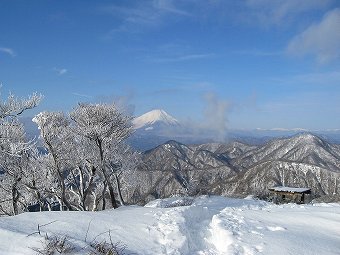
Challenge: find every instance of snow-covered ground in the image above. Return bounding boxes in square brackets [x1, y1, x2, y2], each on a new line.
[0, 196, 339, 255]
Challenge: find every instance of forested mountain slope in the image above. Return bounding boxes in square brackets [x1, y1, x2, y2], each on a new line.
[126, 133, 340, 203]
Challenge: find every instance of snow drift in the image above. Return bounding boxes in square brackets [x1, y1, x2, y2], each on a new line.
[0, 196, 339, 255]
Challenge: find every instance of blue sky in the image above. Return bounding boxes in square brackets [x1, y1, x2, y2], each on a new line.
[1, 0, 340, 130]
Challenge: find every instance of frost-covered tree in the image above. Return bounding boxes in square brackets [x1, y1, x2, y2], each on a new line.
[33, 102, 136, 211]
[106, 142, 140, 206]
[70, 103, 133, 209]
[0, 146, 50, 215]
[33, 111, 100, 211]
[0, 120, 27, 215]
[0, 90, 41, 119]
[1, 90, 138, 214]
[20, 149, 52, 211]
[65, 136, 102, 211]
[0, 88, 42, 215]
[32, 111, 75, 211]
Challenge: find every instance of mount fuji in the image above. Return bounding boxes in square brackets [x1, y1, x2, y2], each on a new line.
[132, 109, 180, 131]
[130, 109, 188, 151]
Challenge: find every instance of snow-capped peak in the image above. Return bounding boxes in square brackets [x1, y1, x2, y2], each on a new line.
[133, 109, 179, 129]
[290, 133, 324, 145]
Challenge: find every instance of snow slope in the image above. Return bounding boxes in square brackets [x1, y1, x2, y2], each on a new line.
[0, 196, 339, 255]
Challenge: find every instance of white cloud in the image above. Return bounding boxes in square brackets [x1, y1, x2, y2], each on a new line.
[101, 0, 191, 33]
[101, 0, 334, 35]
[244, 0, 333, 27]
[0, 47, 16, 57]
[153, 0, 191, 16]
[72, 92, 92, 99]
[287, 8, 340, 64]
[293, 70, 340, 84]
[233, 49, 282, 57]
[268, 70, 340, 87]
[59, 69, 67, 75]
[53, 67, 68, 75]
[150, 53, 215, 63]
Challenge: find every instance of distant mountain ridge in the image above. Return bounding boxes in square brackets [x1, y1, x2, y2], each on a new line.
[126, 133, 340, 204]
[233, 133, 340, 172]
[129, 110, 340, 151]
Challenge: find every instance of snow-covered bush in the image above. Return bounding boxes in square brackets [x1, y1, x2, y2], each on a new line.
[32, 234, 75, 254]
[89, 240, 126, 255]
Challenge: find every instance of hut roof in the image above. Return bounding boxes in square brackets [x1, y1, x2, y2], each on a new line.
[269, 186, 311, 194]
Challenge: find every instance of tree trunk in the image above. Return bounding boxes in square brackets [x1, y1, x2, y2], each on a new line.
[12, 187, 19, 215]
[45, 139, 71, 211]
[61, 181, 72, 211]
[101, 182, 107, 210]
[108, 183, 118, 209]
[11, 177, 22, 215]
[115, 173, 124, 206]
[98, 139, 118, 209]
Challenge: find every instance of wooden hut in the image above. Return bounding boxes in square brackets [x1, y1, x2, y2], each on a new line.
[268, 186, 311, 204]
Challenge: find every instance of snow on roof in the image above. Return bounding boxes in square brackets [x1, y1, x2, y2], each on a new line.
[269, 186, 311, 193]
